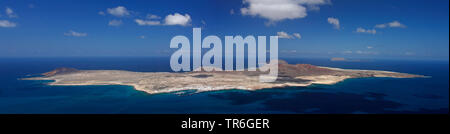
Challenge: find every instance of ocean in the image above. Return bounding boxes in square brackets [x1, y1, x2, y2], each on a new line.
[0, 57, 448, 114]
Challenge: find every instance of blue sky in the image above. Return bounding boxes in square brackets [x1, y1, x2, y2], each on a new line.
[0, 0, 448, 60]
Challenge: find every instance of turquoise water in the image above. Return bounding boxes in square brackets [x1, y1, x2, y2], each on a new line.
[0, 57, 448, 113]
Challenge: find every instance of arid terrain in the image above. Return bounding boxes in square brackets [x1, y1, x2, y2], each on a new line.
[23, 60, 427, 94]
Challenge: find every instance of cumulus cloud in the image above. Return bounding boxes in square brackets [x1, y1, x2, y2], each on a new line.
[6, 7, 18, 18]
[103, 8, 191, 27]
[108, 20, 123, 26]
[164, 13, 191, 26]
[103, 6, 191, 27]
[147, 14, 161, 19]
[356, 27, 376, 34]
[241, 0, 330, 23]
[135, 19, 161, 26]
[387, 21, 406, 28]
[135, 13, 191, 26]
[293, 33, 302, 39]
[277, 31, 302, 39]
[277, 31, 292, 39]
[64, 30, 87, 37]
[327, 17, 340, 29]
[107, 6, 130, 17]
[0, 20, 16, 28]
[374, 24, 386, 28]
[375, 20, 406, 28]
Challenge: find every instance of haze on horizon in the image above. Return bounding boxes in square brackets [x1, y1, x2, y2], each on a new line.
[0, 0, 448, 61]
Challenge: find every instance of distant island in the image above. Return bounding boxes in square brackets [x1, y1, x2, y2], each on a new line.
[23, 60, 427, 94]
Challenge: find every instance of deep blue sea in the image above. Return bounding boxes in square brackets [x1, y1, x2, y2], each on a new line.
[0, 57, 448, 114]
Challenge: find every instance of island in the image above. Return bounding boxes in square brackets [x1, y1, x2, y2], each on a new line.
[23, 60, 427, 94]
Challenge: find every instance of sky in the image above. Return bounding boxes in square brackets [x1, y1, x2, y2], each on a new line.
[0, 0, 448, 60]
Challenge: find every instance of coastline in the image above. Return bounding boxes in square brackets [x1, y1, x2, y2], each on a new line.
[23, 64, 428, 94]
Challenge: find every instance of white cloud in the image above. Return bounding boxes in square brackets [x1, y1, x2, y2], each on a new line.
[388, 21, 406, 28]
[0, 20, 16, 28]
[293, 33, 302, 39]
[108, 20, 123, 26]
[240, 0, 329, 23]
[147, 14, 161, 19]
[135, 19, 161, 26]
[277, 31, 292, 39]
[298, 0, 332, 5]
[356, 27, 376, 34]
[367, 46, 373, 49]
[134, 13, 192, 26]
[139, 35, 146, 39]
[241, 0, 306, 22]
[164, 13, 191, 26]
[327, 17, 340, 29]
[6, 7, 18, 18]
[107, 6, 130, 17]
[277, 31, 302, 39]
[374, 24, 386, 28]
[296, 0, 330, 11]
[64, 30, 87, 37]
[134, 13, 191, 26]
[375, 20, 406, 28]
